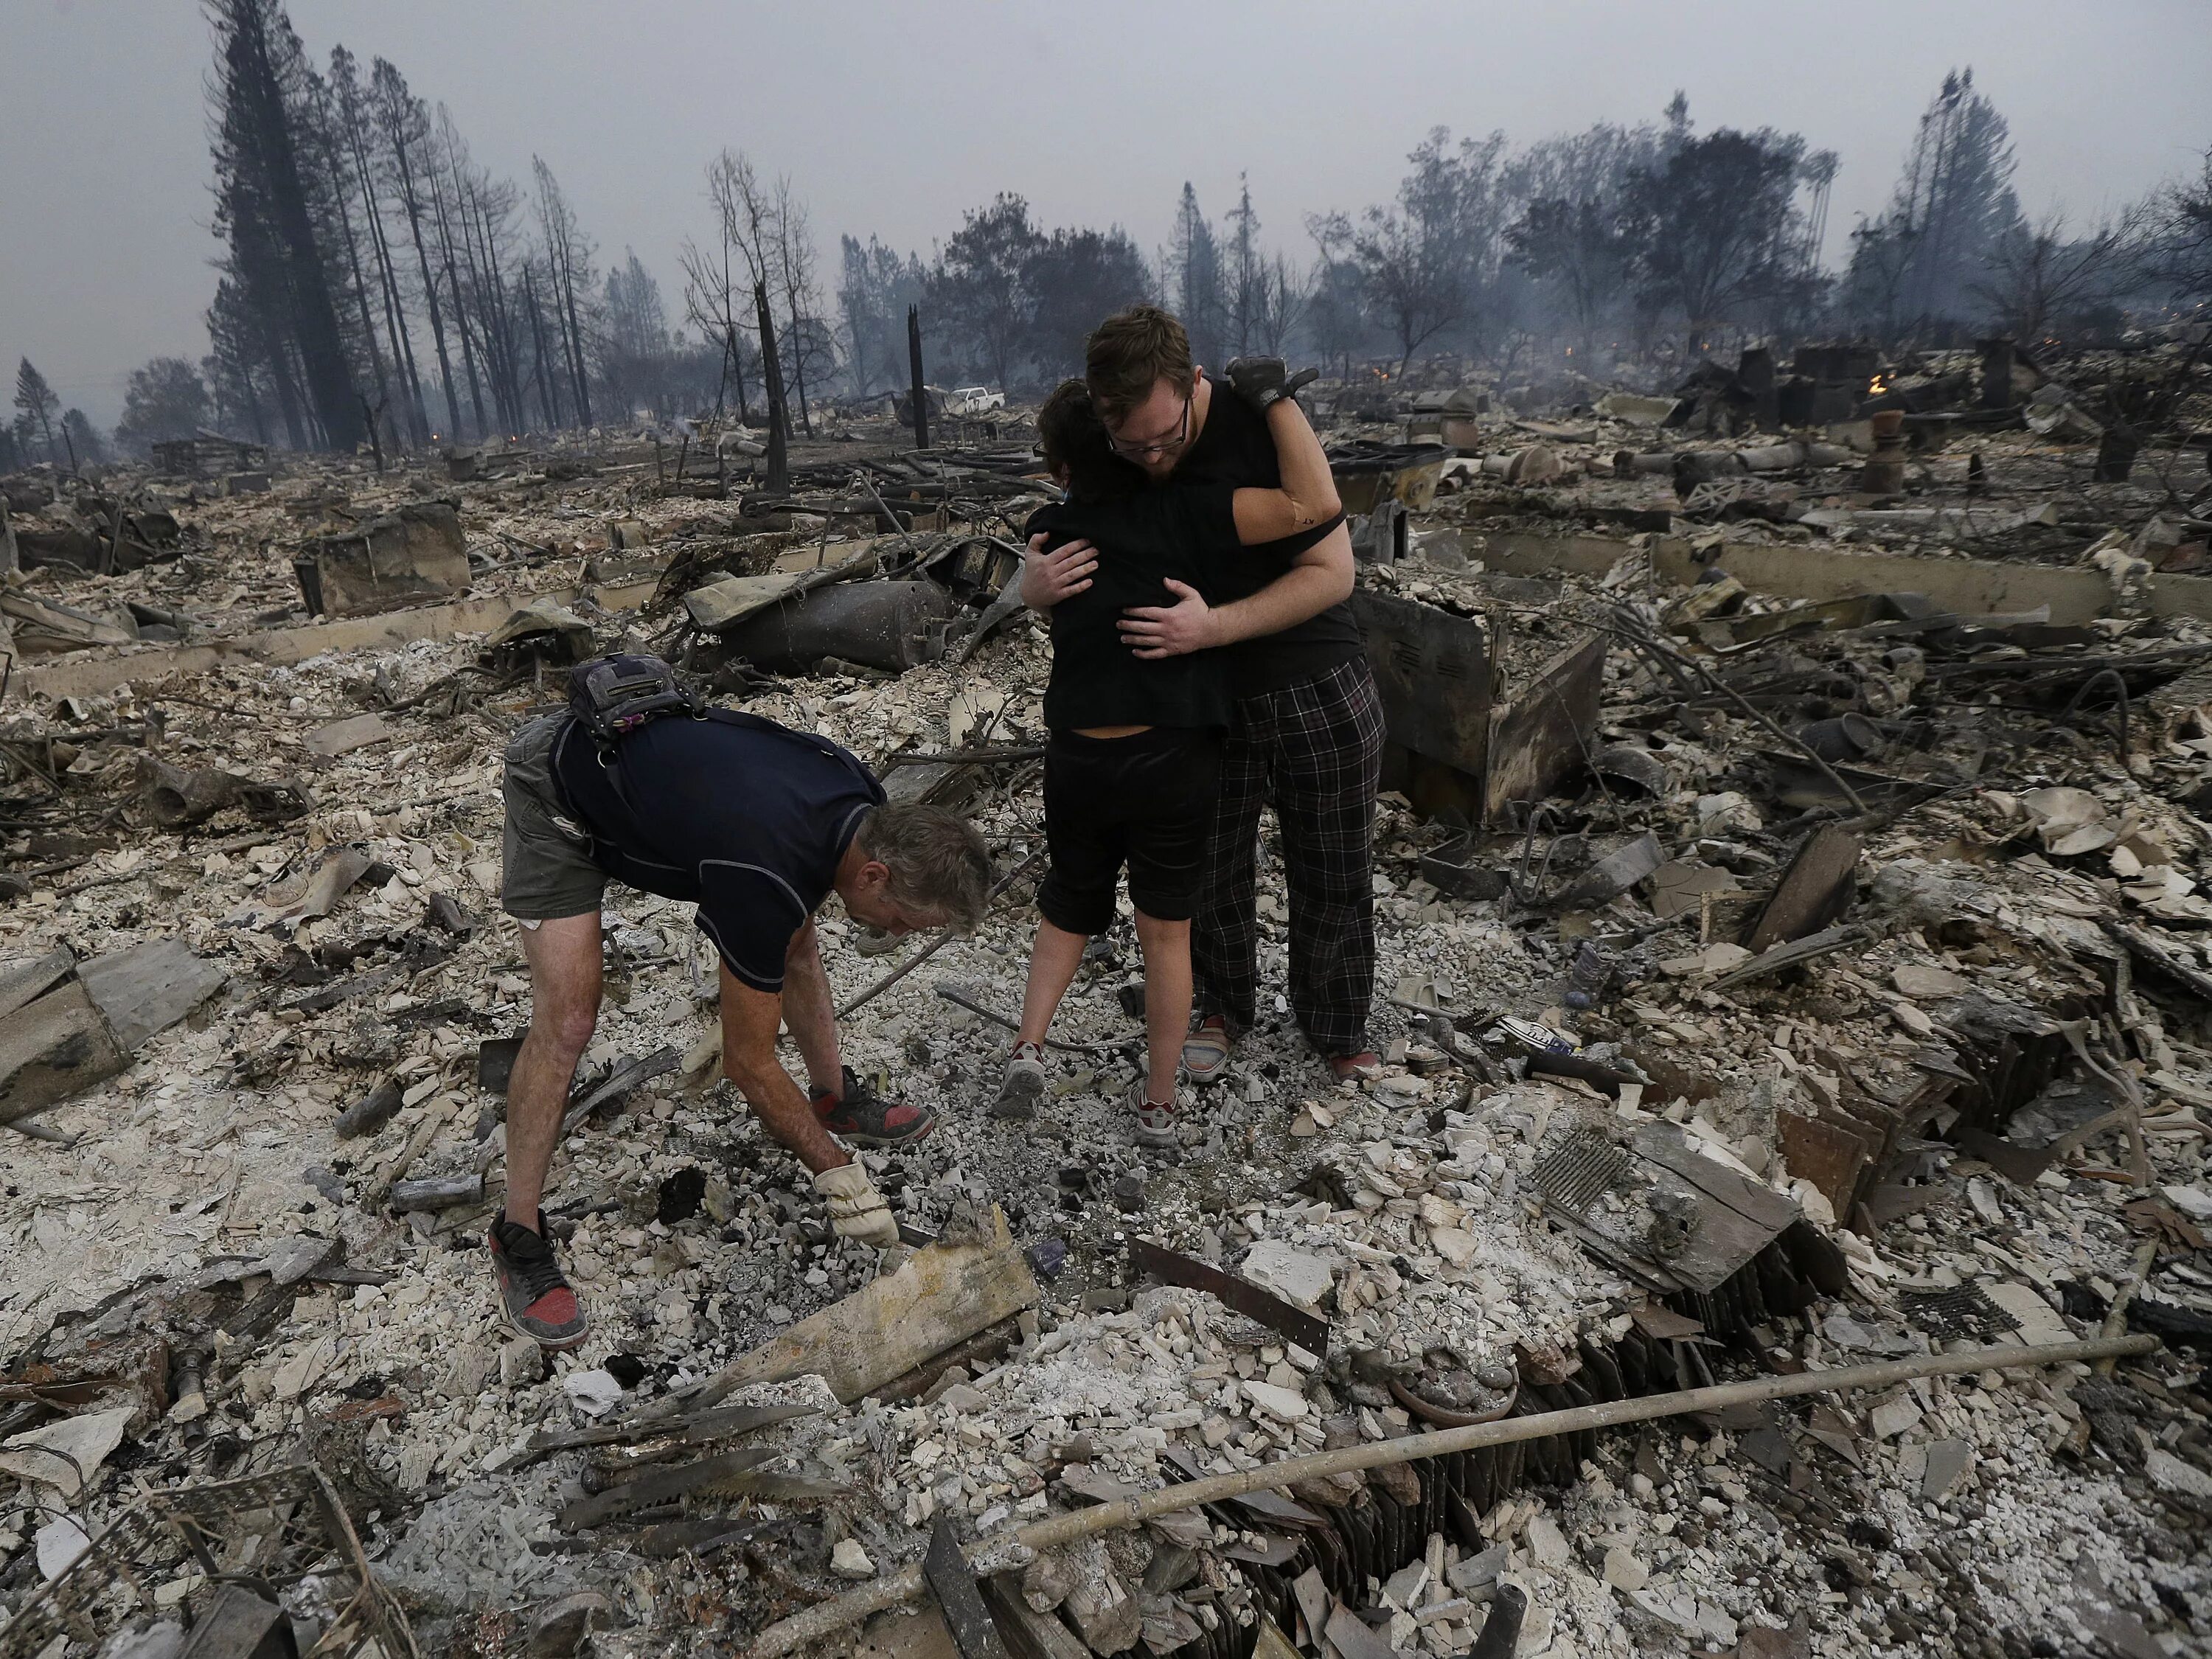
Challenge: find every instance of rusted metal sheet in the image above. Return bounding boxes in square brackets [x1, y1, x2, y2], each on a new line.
[1349, 588, 1492, 777]
[1745, 827, 1861, 952]
[1776, 1108, 1871, 1218]
[1484, 633, 1604, 824]
[1127, 1237, 1330, 1358]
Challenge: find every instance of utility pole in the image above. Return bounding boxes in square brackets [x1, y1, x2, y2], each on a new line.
[907, 304, 930, 452]
[756, 281, 790, 495]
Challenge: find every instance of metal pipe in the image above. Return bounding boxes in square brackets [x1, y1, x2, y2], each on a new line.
[747, 1334, 2157, 1655]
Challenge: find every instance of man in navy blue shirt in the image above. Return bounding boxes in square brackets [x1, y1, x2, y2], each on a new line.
[490, 695, 992, 1348]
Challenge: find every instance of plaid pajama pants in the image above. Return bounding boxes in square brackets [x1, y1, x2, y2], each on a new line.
[1191, 655, 1386, 1058]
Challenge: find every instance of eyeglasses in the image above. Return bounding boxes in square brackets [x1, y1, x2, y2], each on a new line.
[1105, 393, 1192, 460]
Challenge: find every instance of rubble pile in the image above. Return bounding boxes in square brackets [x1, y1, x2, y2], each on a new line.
[2, 358, 2211, 1659]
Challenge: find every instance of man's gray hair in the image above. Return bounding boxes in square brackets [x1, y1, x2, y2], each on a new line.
[854, 804, 992, 930]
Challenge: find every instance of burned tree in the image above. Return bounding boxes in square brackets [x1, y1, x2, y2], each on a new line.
[771, 177, 833, 437]
[371, 60, 463, 441]
[116, 358, 212, 451]
[13, 361, 61, 467]
[1972, 209, 2146, 344]
[835, 235, 925, 400]
[1026, 225, 1152, 380]
[205, 0, 363, 451]
[327, 46, 428, 445]
[679, 218, 757, 424]
[1507, 198, 1632, 358]
[534, 158, 597, 430]
[1619, 126, 1806, 355]
[1844, 69, 2023, 339]
[599, 251, 672, 420]
[928, 194, 1045, 394]
[1168, 184, 1226, 370]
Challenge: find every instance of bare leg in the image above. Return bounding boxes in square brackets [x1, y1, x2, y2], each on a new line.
[1016, 920, 1088, 1048]
[776, 920, 844, 1095]
[504, 912, 604, 1231]
[1133, 911, 1192, 1104]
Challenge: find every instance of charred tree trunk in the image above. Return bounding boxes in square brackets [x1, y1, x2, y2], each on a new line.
[756, 281, 789, 493]
[428, 159, 487, 441]
[524, 265, 563, 429]
[907, 304, 929, 451]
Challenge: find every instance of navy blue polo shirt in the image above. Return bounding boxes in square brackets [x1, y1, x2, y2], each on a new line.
[552, 711, 885, 991]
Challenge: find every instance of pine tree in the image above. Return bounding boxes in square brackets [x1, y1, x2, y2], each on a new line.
[1169, 184, 1225, 369]
[12, 360, 60, 467]
[1223, 175, 1262, 358]
[1846, 69, 2023, 336]
[205, 0, 364, 450]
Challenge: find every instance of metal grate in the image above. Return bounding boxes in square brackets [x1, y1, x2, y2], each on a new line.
[1901, 1283, 2020, 1343]
[1533, 1125, 1635, 1218]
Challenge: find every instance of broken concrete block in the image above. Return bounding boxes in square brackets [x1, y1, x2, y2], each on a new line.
[35, 1515, 91, 1582]
[1525, 1512, 1571, 1566]
[1603, 1545, 1649, 1590]
[0, 975, 126, 1127]
[306, 712, 395, 757]
[80, 938, 227, 1053]
[1869, 1393, 1923, 1441]
[295, 501, 470, 617]
[1241, 1379, 1309, 1421]
[527, 1590, 609, 1659]
[1060, 1537, 1142, 1655]
[484, 595, 595, 663]
[1922, 1438, 1973, 1500]
[830, 1537, 875, 1579]
[681, 571, 807, 633]
[0, 1405, 133, 1499]
[1240, 1239, 1334, 1309]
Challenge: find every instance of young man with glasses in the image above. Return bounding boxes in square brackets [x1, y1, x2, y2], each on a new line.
[1023, 307, 1386, 1091]
[1001, 366, 1341, 1147]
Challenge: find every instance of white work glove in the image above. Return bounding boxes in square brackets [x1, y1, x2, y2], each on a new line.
[814, 1163, 900, 1251]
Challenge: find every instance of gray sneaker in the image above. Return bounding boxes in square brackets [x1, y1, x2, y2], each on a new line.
[1182, 1015, 1232, 1085]
[993, 1042, 1048, 1119]
[1127, 1074, 1182, 1149]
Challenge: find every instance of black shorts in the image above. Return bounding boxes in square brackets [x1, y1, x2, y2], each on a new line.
[1037, 728, 1222, 934]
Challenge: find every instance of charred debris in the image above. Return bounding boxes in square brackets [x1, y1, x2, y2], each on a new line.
[3, 338, 2212, 1659]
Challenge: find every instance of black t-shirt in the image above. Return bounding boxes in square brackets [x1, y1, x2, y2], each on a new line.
[1168, 374, 1363, 694]
[552, 712, 884, 992]
[1026, 490, 1245, 733]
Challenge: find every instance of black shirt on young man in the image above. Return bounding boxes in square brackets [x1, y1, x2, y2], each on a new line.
[1168, 372, 1360, 695]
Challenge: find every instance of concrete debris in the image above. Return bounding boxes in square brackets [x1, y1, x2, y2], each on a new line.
[4, 382, 2211, 1659]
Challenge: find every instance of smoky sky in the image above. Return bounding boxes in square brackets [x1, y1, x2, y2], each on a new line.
[4, 0, 2207, 427]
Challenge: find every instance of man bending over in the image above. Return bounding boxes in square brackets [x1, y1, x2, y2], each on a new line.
[490, 659, 992, 1347]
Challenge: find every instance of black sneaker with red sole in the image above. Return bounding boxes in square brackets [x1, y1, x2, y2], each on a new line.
[811, 1065, 936, 1148]
[488, 1211, 589, 1349]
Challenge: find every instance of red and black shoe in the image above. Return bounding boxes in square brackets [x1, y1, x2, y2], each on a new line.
[488, 1211, 589, 1350]
[811, 1065, 936, 1148]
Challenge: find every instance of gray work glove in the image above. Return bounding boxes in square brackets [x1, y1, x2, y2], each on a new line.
[1222, 356, 1319, 412]
[814, 1162, 900, 1251]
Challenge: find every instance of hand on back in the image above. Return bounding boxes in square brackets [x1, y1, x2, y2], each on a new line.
[1023, 534, 1099, 608]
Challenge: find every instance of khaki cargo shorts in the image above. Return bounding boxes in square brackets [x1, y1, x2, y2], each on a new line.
[501, 713, 607, 922]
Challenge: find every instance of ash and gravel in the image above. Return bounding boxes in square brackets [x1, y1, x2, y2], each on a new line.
[4, 447, 2212, 1658]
